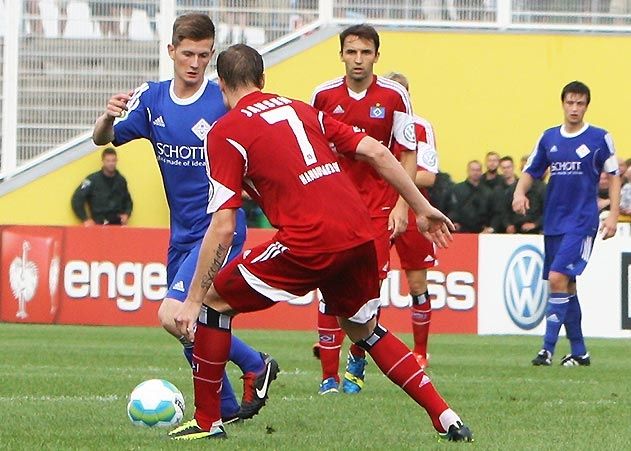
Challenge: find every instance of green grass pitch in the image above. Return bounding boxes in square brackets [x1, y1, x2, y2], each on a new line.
[1, 323, 629, 450]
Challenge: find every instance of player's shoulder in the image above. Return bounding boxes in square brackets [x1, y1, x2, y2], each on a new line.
[311, 76, 345, 98]
[202, 79, 223, 97]
[86, 170, 104, 181]
[585, 123, 609, 137]
[541, 125, 562, 139]
[375, 76, 410, 100]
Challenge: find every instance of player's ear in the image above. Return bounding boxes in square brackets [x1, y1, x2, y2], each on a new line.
[259, 74, 266, 90]
[167, 43, 176, 61]
[339, 50, 344, 62]
[374, 51, 380, 63]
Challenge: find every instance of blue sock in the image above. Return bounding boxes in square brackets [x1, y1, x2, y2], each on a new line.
[220, 371, 240, 418]
[565, 294, 587, 356]
[230, 335, 265, 374]
[542, 292, 570, 354]
[183, 344, 194, 367]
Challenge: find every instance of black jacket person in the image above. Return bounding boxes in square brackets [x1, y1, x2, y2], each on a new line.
[71, 148, 133, 225]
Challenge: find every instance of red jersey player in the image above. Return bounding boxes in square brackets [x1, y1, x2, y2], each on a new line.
[310, 24, 417, 395]
[386, 72, 439, 371]
[170, 44, 472, 443]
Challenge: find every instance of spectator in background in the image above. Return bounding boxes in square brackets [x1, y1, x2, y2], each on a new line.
[620, 166, 631, 216]
[428, 170, 454, 213]
[481, 151, 501, 191]
[488, 156, 517, 233]
[598, 171, 611, 212]
[241, 191, 272, 228]
[505, 155, 545, 234]
[71, 147, 133, 226]
[448, 160, 492, 232]
[619, 157, 630, 184]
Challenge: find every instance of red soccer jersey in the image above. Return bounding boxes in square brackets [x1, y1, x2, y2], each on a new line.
[414, 115, 439, 200]
[311, 75, 416, 218]
[205, 91, 375, 253]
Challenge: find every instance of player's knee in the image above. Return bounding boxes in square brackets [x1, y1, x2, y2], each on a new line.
[157, 299, 179, 336]
[339, 316, 376, 343]
[405, 270, 427, 295]
[548, 271, 570, 292]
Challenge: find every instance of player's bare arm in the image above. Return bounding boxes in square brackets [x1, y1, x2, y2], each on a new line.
[601, 172, 621, 240]
[415, 171, 436, 189]
[512, 173, 534, 215]
[175, 209, 237, 341]
[355, 136, 453, 247]
[93, 91, 132, 145]
[388, 149, 417, 239]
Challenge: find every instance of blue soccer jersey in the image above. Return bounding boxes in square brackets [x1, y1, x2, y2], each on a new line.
[112, 78, 238, 249]
[524, 123, 618, 236]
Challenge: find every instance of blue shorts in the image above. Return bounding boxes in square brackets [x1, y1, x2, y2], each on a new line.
[166, 210, 247, 302]
[543, 233, 596, 281]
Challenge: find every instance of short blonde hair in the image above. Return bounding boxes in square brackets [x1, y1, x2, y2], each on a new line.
[383, 72, 409, 91]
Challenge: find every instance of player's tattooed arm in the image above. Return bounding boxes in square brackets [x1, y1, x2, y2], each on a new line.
[201, 243, 229, 290]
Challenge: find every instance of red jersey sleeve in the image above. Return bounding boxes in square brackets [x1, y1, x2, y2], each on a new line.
[205, 127, 245, 213]
[320, 111, 366, 157]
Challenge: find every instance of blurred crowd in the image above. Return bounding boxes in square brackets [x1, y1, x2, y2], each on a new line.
[431, 151, 631, 234]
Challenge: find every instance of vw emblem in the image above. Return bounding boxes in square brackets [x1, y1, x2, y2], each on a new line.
[503, 244, 548, 330]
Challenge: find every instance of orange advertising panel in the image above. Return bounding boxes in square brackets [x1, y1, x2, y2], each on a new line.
[56, 226, 169, 326]
[0, 226, 477, 334]
[0, 226, 64, 324]
[235, 231, 478, 334]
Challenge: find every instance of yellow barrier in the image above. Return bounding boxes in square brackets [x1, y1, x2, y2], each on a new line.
[2, 30, 629, 226]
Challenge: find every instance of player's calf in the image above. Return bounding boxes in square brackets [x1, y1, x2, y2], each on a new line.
[339, 317, 472, 439]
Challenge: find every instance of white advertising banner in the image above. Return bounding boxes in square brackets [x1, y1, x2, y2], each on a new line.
[478, 233, 631, 339]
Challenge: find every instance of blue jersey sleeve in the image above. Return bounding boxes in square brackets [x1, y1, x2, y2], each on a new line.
[524, 134, 549, 179]
[112, 82, 151, 146]
[599, 132, 618, 175]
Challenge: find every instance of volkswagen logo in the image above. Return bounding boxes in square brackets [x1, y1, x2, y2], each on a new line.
[503, 244, 548, 330]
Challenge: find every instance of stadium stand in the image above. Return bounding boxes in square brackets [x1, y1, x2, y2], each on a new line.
[1, 0, 630, 180]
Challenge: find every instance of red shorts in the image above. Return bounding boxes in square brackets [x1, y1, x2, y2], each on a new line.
[371, 216, 392, 280]
[213, 240, 381, 322]
[393, 210, 437, 270]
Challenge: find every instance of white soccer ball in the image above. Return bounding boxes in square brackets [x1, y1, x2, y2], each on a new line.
[127, 379, 185, 427]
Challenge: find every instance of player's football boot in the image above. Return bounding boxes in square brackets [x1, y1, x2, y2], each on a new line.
[222, 413, 243, 425]
[312, 342, 321, 359]
[168, 419, 227, 440]
[531, 349, 552, 366]
[438, 421, 474, 442]
[318, 377, 339, 395]
[560, 353, 591, 367]
[238, 353, 280, 419]
[342, 352, 366, 394]
[413, 352, 429, 370]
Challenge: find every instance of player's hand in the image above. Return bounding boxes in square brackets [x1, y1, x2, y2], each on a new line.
[388, 202, 408, 240]
[175, 300, 202, 342]
[416, 207, 454, 249]
[506, 224, 516, 234]
[105, 91, 133, 120]
[512, 193, 530, 215]
[119, 213, 129, 225]
[600, 214, 617, 240]
[83, 219, 96, 227]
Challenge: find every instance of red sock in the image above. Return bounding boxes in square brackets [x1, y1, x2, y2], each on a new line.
[192, 322, 231, 430]
[349, 343, 366, 359]
[318, 311, 345, 382]
[411, 292, 431, 357]
[363, 325, 450, 432]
